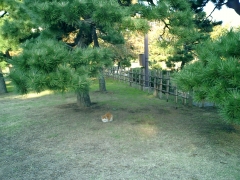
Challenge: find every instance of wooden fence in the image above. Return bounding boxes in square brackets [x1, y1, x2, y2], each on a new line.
[105, 67, 193, 107]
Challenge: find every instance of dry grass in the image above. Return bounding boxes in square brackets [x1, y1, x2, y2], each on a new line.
[0, 79, 240, 180]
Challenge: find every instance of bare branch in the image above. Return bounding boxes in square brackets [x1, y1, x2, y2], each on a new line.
[160, 20, 170, 37]
[205, 4, 218, 20]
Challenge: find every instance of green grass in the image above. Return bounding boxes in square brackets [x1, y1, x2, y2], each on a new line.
[0, 78, 240, 180]
[91, 78, 167, 110]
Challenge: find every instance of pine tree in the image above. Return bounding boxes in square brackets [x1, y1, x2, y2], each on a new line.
[158, 0, 222, 70]
[0, 0, 41, 93]
[124, 1, 237, 71]
[175, 29, 240, 124]
[9, 37, 113, 107]
[3, 0, 149, 107]
[118, 0, 218, 70]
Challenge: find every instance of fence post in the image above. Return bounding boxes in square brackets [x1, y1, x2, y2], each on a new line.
[182, 92, 186, 105]
[180, 92, 187, 105]
[166, 71, 170, 102]
[113, 67, 116, 80]
[120, 68, 122, 81]
[175, 86, 178, 108]
[123, 68, 126, 83]
[140, 68, 144, 91]
[104, 68, 108, 77]
[121, 68, 123, 82]
[188, 91, 193, 106]
[129, 68, 133, 87]
[126, 68, 130, 83]
[138, 69, 140, 90]
[148, 70, 151, 93]
[107, 68, 110, 77]
[184, 93, 187, 105]
[118, 68, 120, 81]
[159, 70, 163, 99]
[153, 70, 157, 97]
[134, 69, 137, 86]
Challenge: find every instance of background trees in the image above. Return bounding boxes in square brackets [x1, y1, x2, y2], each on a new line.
[117, 0, 220, 70]
[156, 0, 223, 70]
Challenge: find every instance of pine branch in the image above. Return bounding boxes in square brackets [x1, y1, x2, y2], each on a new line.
[159, 20, 170, 39]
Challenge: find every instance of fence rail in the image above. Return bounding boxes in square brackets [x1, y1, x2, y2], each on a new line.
[105, 67, 193, 106]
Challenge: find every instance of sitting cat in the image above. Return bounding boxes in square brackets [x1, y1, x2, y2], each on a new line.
[101, 112, 113, 122]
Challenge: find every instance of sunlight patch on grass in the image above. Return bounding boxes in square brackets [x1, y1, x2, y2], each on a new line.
[19, 90, 54, 99]
[136, 124, 158, 138]
[1, 90, 54, 100]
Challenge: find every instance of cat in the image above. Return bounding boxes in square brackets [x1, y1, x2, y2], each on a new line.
[101, 112, 113, 122]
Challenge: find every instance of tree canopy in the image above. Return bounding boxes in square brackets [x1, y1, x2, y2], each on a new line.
[1, 0, 150, 106]
[175, 29, 240, 124]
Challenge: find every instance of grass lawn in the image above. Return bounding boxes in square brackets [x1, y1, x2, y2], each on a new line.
[0, 78, 240, 180]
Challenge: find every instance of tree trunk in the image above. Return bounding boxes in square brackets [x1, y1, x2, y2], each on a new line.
[0, 73, 7, 94]
[91, 24, 107, 92]
[76, 90, 91, 107]
[92, 24, 99, 48]
[99, 68, 107, 92]
[0, 50, 10, 94]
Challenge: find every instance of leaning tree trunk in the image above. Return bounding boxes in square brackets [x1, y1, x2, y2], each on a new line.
[0, 71, 7, 94]
[74, 25, 94, 108]
[76, 90, 91, 108]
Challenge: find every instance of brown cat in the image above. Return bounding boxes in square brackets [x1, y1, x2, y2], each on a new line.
[101, 112, 113, 122]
